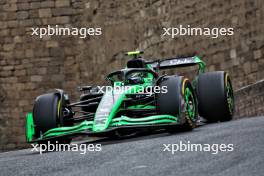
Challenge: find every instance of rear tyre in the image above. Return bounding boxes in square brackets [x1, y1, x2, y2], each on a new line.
[197, 71, 234, 122]
[156, 76, 198, 132]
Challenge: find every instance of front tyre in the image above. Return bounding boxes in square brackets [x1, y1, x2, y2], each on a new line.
[33, 93, 61, 137]
[33, 92, 71, 144]
[156, 76, 198, 132]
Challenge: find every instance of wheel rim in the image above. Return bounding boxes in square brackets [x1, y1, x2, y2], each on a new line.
[184, 87, 196, 121]
[226, 80, 234, 115]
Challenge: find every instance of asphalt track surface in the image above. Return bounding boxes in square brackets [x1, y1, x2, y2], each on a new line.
[0, 116, 264, 176]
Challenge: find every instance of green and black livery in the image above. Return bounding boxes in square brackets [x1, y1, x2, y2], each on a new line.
[26, 51, 234, 143]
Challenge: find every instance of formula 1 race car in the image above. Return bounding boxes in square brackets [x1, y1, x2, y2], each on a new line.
[26, 51, 234, 143]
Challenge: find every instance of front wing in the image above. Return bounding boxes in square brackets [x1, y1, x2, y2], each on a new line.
[26, 113, 180, 143]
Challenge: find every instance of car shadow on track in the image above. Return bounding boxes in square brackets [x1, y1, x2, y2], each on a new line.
[79, 128, 203, 146]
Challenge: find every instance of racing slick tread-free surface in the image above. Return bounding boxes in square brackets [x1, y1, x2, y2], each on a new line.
[197, 71, 233, 122]
[33, 93, 60, 137]
[156, 76, 197, 131]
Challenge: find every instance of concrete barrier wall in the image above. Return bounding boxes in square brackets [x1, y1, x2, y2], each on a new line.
[234, 79, 264, 118]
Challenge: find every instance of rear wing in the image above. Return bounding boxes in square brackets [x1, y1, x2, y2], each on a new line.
[147, 56, 206, 73]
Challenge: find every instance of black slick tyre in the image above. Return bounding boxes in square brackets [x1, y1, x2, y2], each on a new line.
[33, 93, 61, 138]
[156, 76, 198, 132]
[197, 71, 234, 122]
